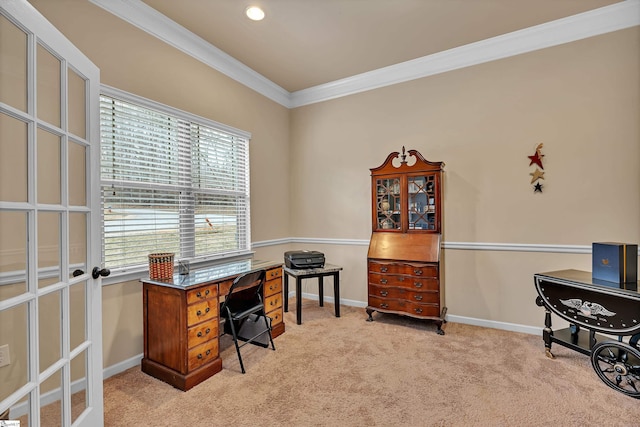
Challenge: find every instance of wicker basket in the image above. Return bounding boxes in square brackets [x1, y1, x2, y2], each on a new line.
[148, 253, 175, 280]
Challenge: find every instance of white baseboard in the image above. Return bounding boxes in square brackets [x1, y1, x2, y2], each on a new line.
[294, 292, 542, 335]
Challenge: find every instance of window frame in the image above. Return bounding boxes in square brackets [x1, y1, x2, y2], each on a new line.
[99, 85, 253, 284]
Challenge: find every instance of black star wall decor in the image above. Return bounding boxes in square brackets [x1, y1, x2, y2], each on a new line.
[528, 143, 545, 193]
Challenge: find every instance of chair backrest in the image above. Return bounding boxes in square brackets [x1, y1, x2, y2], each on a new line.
[220, 269, 266, 316]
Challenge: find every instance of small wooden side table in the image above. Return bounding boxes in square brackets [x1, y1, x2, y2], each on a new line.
[283, 264, 343, 325]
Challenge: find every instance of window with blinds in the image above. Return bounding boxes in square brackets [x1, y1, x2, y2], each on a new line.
[100, 91, 251, 273]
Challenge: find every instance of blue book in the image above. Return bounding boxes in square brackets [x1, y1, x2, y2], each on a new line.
[592, 242, 638, 283]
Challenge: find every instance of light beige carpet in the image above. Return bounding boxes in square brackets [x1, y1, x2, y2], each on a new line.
[38, 299, 640, 426]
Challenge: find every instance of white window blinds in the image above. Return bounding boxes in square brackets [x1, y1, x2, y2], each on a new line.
[100, 91, 251, 273]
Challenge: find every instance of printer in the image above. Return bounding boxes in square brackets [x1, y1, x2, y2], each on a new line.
[284, 250, 325, 269]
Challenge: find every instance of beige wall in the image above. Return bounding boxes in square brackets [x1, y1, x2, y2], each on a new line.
[19, 0, 640, 373]
[290, 27, 640, 325]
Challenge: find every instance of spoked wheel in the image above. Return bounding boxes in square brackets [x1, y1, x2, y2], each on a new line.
[590, 341, 640, 399]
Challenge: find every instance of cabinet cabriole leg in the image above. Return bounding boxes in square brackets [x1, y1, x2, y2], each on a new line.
[366, 308, 374, 322]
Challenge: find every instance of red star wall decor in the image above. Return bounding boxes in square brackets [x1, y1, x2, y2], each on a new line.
[528, 143, 544, 169]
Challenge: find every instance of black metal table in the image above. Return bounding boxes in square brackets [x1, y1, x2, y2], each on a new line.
[534, 269, 640, 398]
[283, 264, 342, 325]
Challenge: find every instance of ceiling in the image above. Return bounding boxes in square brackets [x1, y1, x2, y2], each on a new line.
[139, 0, 621, 93]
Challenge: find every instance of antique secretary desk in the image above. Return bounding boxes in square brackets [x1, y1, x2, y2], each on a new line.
[366, 147, 447, 334]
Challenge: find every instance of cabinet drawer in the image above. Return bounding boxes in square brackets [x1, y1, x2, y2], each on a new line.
[266, 267, 282, 281]
[369, 273, 439, 291]
[369, 284, 439, 304]
[186, 285, 218, 305]
[187, 299, 218, 326]
[267, 307, 283, 326]
[369, 296, 440, 317]
[264, 293, 282, 312]
[187, 340, 219, 371]
[187, 319, 218, 349]
[368, 261, 437, 278]
[264, 277, 282, 297]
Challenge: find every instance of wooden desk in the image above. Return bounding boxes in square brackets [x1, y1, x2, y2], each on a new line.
[283, 264, 342, 325]
[141, 259, 284, 391]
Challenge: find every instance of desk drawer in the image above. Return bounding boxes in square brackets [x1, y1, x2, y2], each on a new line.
[264, 277, 282, 297]
[188, 340, 218, 371]
[265, 293, 282, 312]
[186, 285, 218, 305]
[369, 296, 440, 318]
[267, 307, 283, 326]
[187, 299, 218, 326]
[369, 273, 439, 291]
[368, 261, 438, 278]
[369, 284, 439, 304]
[266, 267, 282, 281]
[187, 319, 218, 349]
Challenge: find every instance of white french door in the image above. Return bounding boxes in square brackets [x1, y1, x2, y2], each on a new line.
[0, 1, 103, 426]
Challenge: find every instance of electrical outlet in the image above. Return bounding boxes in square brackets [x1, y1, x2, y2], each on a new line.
[0, 344, 10, 368]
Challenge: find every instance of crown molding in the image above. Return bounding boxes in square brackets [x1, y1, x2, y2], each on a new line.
[90, 0, 639, 109]
[290, 0, 640, 107]
[89, 0, 291, 107]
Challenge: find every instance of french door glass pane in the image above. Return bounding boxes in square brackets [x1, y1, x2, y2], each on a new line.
[37, 43, 61, 128]
[70, 350, 88, 424]
[68, 141, 86, 206]
[40, 368, 63, 427]
[67, 68, 86, 139]
[37, 128, 62, 205]
[38, 211, 61, 288]
[0, 211, 27, 301]
[69, 212, 87, 279]
[0, 302, 28, 402]
[0, 14, 27, 112]
[69, 280, 86, 350]
[0, 113, 28, 203]
[39, 290, 61, 374]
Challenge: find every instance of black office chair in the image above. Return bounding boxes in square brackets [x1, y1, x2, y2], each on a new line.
[219, 269, 275, 373]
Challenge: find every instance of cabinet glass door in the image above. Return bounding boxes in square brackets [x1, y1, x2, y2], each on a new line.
[375, 177, 401, 230]
[408, 175, 436, 230]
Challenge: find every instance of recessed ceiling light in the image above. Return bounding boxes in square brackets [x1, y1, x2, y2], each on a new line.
[245, 6, 265, 21]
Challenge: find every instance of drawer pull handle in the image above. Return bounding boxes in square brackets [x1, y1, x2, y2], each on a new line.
[380, 291, 388, 297]
[414, 308, 423, 314]
[380, 267, 388, 273]
[414, 269, 423, 275]
[196, 307, 210, 316]
[414, 295, 423, 301]
[197, 349, 212, 360]
[380, 279, 387, 284]
[380, 303, 388, 309]
[196, 289, 210, 298]
[197, 328, 211, 338]
[414, 282, 423, 288]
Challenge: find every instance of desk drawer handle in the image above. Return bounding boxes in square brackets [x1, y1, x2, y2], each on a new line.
[379, 291, 388, 297]
[380, 279, 387, 285]
[197, 328, 211, 338]
[197, 307, 210, 316]
[380, 303, 388, 309]
[414, 295, 423, 301]
[414, 282, 423, 288]
[414, 269, 423, 275]
[414, 308, 423, 314]
[380, 267, 388, 273]
[197, 349, 211, 360]
[196, 289, 210, 298]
